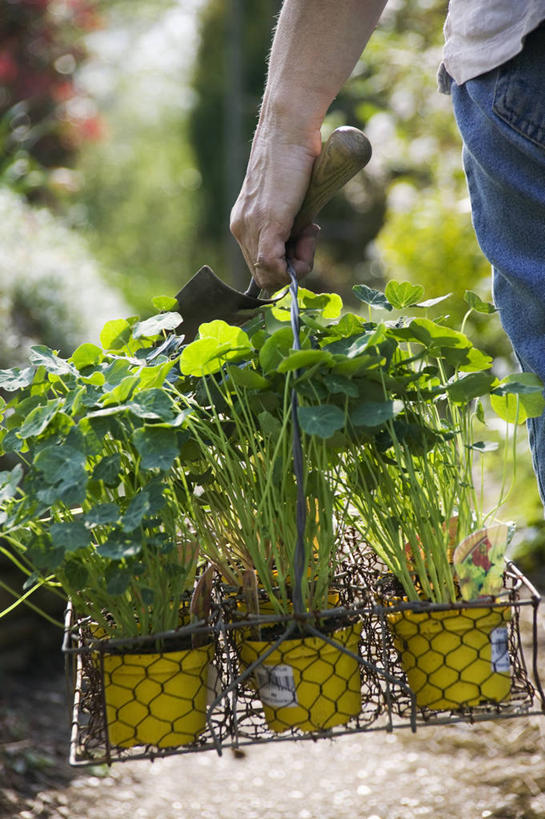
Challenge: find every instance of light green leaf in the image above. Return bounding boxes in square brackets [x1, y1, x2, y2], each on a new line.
[297, 404, 345, 438]
[491, 373, 545, 423]
[225, 365, 270, 390]
[180, 321, 252, 376]
[137, 360, 175, 391]
[0, 366, 36, 391]
[385, 280, 425, 309]
[100, 319, 132, 350]
[277, 349, 334, 373]
[133, 311, 182, 338]
[464, 290, 497, 314]
[71, 343, 104, 370]
[29, 346, 76, 376]
[101, 375, 139, 406]
[132, 426, 178, 471]
[0, 464, 23, 502]
[17, 399, 62, 439]
[353, 284, 393, 311]
[258, 327, 294, 374]
[152, 295, 178, 312]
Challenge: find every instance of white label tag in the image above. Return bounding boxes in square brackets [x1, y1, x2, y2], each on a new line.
[254, 664, 298, 708]
[490, 627, 510, 673]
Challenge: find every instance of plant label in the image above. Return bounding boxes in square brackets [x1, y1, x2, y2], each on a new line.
[254, 664, 298, 708]
[490, 627, 510, 673]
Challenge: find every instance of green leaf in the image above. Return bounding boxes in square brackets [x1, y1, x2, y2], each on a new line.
[152, 295, 178, 312]
[470, 441, 499, 452]
[322, 374, 359, 397]
[326, 330, 384, 358]
[353, 284, 393, 311]
[50, 521, 90, 553]
[350, 400, 401, 427]
[106, 570, 131, 595]
[300, 289, 343, 318]
[258, 327, 294, 374]
[385, 281, 425, 309]
[225, 365, 270, 390]
[63, 560, 89, 591]
[258, 410, 282, 438]
[101, 375, 139, 407]
[0, 464, 23, 502]
[97, 534, 142, 560]
[446, 372, 496, 403]
[277, 349, 334, 373]
[71, 343, 104, 370]
[456, 346, 494, 373]
[132, 426, 178, 471]
[17, 399, 62, 440]
[122, 492, 151, 532]
[34, 445, 87, 486]
[491, 373, 545, 423]
[393, 318, 470, 351]
[102, 359, 133, 387]
[415, 294, 452, 308]
[92, 454, 122, 486]
[85, 504, 120, 528]
[29, 346, 76, 376]
[297, 404, 345, 438]
[100, 319, 132, 350]
[137, 360, 175, 391]
[180, 321, 252, 376]
[0, 366, 36, 391]
[464, 290, 497, 314]
[128, 389, 177, 421]
[133, 311, 182, 338]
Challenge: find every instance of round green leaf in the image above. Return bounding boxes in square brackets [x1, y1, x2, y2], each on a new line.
[491, 373, 545, 423]
[152, 295, 178, 312]
[446, 372, 496, 403]
[100, 319, 132, 350]
[353, 284, 393, 311]
[277, 349, 334, 373]
[133, 426, 178, 471]
[29, 346, 76, 376]
[225, 365, 270, 390]
[50, 521, 90, 553]
[351, 400, 401, 427]
[17, 399, 62, 440]
[385, 280, 425, 309]
[0, 366, 36, 392]
[71, 343, 104, 371]
[133, 311, 182, 338]
[297, 404, 345, 438]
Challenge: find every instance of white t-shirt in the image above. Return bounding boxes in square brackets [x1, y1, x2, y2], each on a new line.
[439, 0, 545, 90]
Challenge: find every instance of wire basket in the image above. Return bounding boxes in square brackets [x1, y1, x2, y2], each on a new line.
[64, 556, 544, 766]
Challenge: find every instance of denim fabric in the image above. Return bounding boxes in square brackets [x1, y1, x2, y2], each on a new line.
[451, 23, 545, 503]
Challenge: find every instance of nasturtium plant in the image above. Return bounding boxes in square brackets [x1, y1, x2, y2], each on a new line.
[1, 281, 543, 624]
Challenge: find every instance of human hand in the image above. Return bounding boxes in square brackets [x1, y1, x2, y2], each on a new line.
[230, 128, 322, 292]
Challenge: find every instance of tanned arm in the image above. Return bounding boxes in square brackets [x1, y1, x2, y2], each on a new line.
[230, 0, 388, 290]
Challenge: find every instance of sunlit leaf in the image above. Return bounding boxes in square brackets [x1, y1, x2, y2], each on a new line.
[152, 295, 178, 312]
[491, 373, 545, 423]
[29, 346, 76, 376]
[133, 311, 182, 338]
[100, 318, 132, 350]
[464, 290, 497, 314]
[385, 280, 425, 309]
[0, 366, 36, 391]
[71, 343, 104, 370]
[353, 284, 393, 311]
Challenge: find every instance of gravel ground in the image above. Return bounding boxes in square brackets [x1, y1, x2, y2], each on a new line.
[2, 610, 545, 819]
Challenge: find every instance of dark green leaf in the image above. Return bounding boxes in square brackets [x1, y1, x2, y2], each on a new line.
[92, 454, 122, 486]
[106, 570, 131, 595]
[353, 284, 393, 311]
[446, 372, 496, 403]
[297, 404, 345, 438]
[132, 426, 178, 471]
[97, 534, 142, 560]
[50, 521, 90, 553]
[128, 388, 177, 421]
[85, 503, 120, 528]
[350, 400, 400, 427]
[122, 492, 151, 532]
[322, 374, 359, 397]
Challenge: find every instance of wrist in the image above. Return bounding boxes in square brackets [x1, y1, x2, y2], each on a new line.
[257, 90, 325, 156]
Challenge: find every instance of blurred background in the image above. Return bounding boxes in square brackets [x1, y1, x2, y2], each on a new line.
[1, 0, 544, 672]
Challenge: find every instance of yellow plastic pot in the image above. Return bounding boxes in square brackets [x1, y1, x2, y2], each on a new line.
[102, 643, 213, 748]
[388, 606, 511, 711]
[238, 622, 362, 733]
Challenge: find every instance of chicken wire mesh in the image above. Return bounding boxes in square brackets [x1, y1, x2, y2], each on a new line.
[63, 549, 544, 766]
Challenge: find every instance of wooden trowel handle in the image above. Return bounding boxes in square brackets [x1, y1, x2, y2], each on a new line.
[290, 125, 372, 239]
[245, 126, 371, 298]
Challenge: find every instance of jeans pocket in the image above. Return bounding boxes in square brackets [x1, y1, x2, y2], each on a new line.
[493, 24, 545, 150]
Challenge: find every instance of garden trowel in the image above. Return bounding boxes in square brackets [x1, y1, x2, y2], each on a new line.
[175, 126, 372, 342]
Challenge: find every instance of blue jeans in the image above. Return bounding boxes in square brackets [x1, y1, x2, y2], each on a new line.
[450, 23, 545, 504]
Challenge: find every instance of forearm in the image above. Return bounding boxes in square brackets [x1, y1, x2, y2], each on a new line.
[259, 0, 388, 148]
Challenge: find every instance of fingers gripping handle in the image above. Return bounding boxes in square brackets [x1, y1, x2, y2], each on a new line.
[245, 126, 372, 298]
